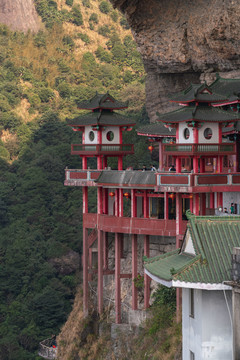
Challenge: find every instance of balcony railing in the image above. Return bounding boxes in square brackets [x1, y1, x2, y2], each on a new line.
[163, 143, 236, 155]
[71, 143, 134, 155]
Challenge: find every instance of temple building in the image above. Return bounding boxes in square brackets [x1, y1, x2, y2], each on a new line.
[64, 76, 240, 347]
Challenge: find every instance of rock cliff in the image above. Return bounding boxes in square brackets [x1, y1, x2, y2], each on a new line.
[111, 0, 240, 120]
[0, 0, 41, 33]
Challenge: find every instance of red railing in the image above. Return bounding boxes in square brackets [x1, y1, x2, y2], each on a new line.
[163, 143, 236, 155]
[71, 143, 134, 155]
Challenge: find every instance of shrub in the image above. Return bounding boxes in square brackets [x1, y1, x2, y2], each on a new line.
[110, 10, 118, 22]
[65, 0, 73, 5]
[89, 22, 94, 30]
[57, 82, 72, 98]
[111, 43, 126, 62]
[123, 70, 134, 83]
[120, 16, 130, 29]
[98, 25, 111, 37]
[58, 60, 71, 73]
[95, 46, 112, 63]
[82, 0, 90, 8]
[38, 88, 55, 103]
[89, 13, 98, 24]
[69, 5, 83, 26]
[62, 35, 75, 49]
[34, 31, 46, 48]
[99, 1, 111, 14]
[76, 32, 90, 44]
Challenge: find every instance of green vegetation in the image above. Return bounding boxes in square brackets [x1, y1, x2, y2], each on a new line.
[0, 1, 149, 358]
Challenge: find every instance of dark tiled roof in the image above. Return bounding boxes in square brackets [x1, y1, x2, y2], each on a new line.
[77, 92, 128, 110]
[137, 122, 176, 137]
[67, 110, 135, 127]
[145, 212, 240, 285]
[170, 83, 227, 103]
[95, 170, 156, 187]
[156, 105, 240, 123]
[209, 74, 240, 97]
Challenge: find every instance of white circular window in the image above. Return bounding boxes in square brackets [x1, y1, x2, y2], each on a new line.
[183, 128, 190, 140]
[204, 128, 212, 140]
[89, 131, 95, 142]
[106, 131, 114, 141]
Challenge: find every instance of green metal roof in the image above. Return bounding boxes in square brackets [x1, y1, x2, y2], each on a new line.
[67, 110, 135, 127]
[77, 92, 128, 110]
[137, 122, 176, 137]
[210, 74, 240, 97]
[170, 83, 227, 103]
[156, 105, 240, 124]
[145, 212, 240, 285]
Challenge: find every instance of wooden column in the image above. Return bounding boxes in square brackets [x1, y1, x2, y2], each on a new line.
[115, 233, 121, 323]
[217, 192, 223, 208]
[143, 190, 149, 218]
[217, 155, 223, 173]
[193, 157, 198, 173]
[115, 189, 119, 217]
[97, 156, 102, 170]
[98, 230, 103, 314]
[193, 193, 199, 215]
[159, 140, 163, 171]
[144, 235, 150, 309]
[103, 232, 108, 270]
[132, 234, 138, 310]
[82, 156, 87, 170]
[176, 157, 181, 173]
[176, 193, 182, 248]
[164, 192, 169, 220]
[118, 156, 123, 170]
[97, 188, 103, 214]
[131, 189, 137, 217]
[119, 188, 123, 217]
[103, 188, 108, 214]
[210, 192, 215, 209]
[83, 227, 88, 316]
[83, 187, 88, 214]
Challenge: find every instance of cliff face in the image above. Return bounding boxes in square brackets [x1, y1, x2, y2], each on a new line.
[0, 0, 41, 33]
[111, 0, 240, 120]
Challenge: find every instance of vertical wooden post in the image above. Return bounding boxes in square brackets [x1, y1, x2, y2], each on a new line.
[115, 233, 121, 323]
[144, 235, 150, 309]
[159, 140, 163, 171]
[97, 156, 102, 170]
[131, 189, 137, 217]
[98, 230, 103, 314]
[176, 157, 181, 173]
[132, 234, 138, 310]
[83, 187, 88, 214]
[115, 189, 119, 217]
[118, 156, 123, 170]
[176, 193, 182, 248]
[217, 155, 223, 173]
[119, 188, 123, 217]
[210, 192, 215, 209]
[217, 192, 223, 208]
[103, 188, 108, 214]
[97, 188, 103, 214]
[164, 192, 169, 220]
[83, 227, 88, 316]
[103, 232, 108, 270]
[193, 193, 199, 215]
[143, 190, 149, 218]
[82, 156, 87, 170]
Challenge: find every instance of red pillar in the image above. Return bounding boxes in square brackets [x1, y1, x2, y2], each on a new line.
[103, 232, 108, 270]
[97, 188, 103, 214]
[115, 189, 119, 217]
[83, 227, 88, 316]
[83, 187, 88, 214]
[193, 157, 198, 173]
[210, 192, 215, 209]
[82, 156, 87, 170]
[217, 192, 223, 208]
[144, 235, 150, 309]
[176, 193, 182, 248]
[103, 188, 108, 214]
[119, 188, 123, 217]
[115, 233, 121, 323]
[159, 140, 163, 171]
[131, 189, 137, 217]
[217, 155, 223, 173]
[164, 192, 169, 220]
[118, 156, 123, 170]
[190, 196, 193, 213]
[98, 230, 103, 314]
[193, 193, 199, 215]
[176, 157, 181, 173]
[143, 190, 149, 218]
[97, 156, 102, 170]
[132, 234, 138, 310]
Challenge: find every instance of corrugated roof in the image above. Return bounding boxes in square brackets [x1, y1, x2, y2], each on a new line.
[145, 212, 240, 285]
[67, 110, 135, 127]
[156, 105, 240, 123]
[137, 122, 176, 137]
[210, 75, 240, 97]
[95, 170, 156, 186]
[170, 83, 227, 103]
[77, 92, 128, 110]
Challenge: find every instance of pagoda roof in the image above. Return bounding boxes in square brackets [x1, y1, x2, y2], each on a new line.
[67, 110, 135, 127]
[209, 74, 240, 98]
[170, 83, 228, 104]
[95, 170, 156, 187]
[144, 212, 240, 288]
[77, 92, 128, 110]
[137, 122, 176, 137]
[156, 105, 240, 124]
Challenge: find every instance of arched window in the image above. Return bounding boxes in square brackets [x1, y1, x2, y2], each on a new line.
[89, 131, 95, 141]
[204, 128, 212, 140]
[183, 128, 190, 140]
[106, 130, 114, 141]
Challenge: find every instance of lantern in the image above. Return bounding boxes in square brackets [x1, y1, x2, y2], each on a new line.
[109, 192, 115, 197]
[124, 192, 131, 199]
[169, 193, 175, 199]
[148, 145, 153, 152]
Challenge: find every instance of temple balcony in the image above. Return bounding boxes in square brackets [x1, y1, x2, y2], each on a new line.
[163, 143, 236, 156]
[83, 213, 187, 237]
[65, 169, 101, 186]
[70, 143, 134, 156]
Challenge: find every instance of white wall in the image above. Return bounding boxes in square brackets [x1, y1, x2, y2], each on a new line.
[84, 125, 98, 144]
[182, 288, 233, 360]
[178, 123, 194, 143]
[102, 126, 120, 144]
[198, 122, 219, 144]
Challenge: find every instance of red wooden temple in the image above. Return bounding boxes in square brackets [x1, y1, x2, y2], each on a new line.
[65, 76, 240, 323]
